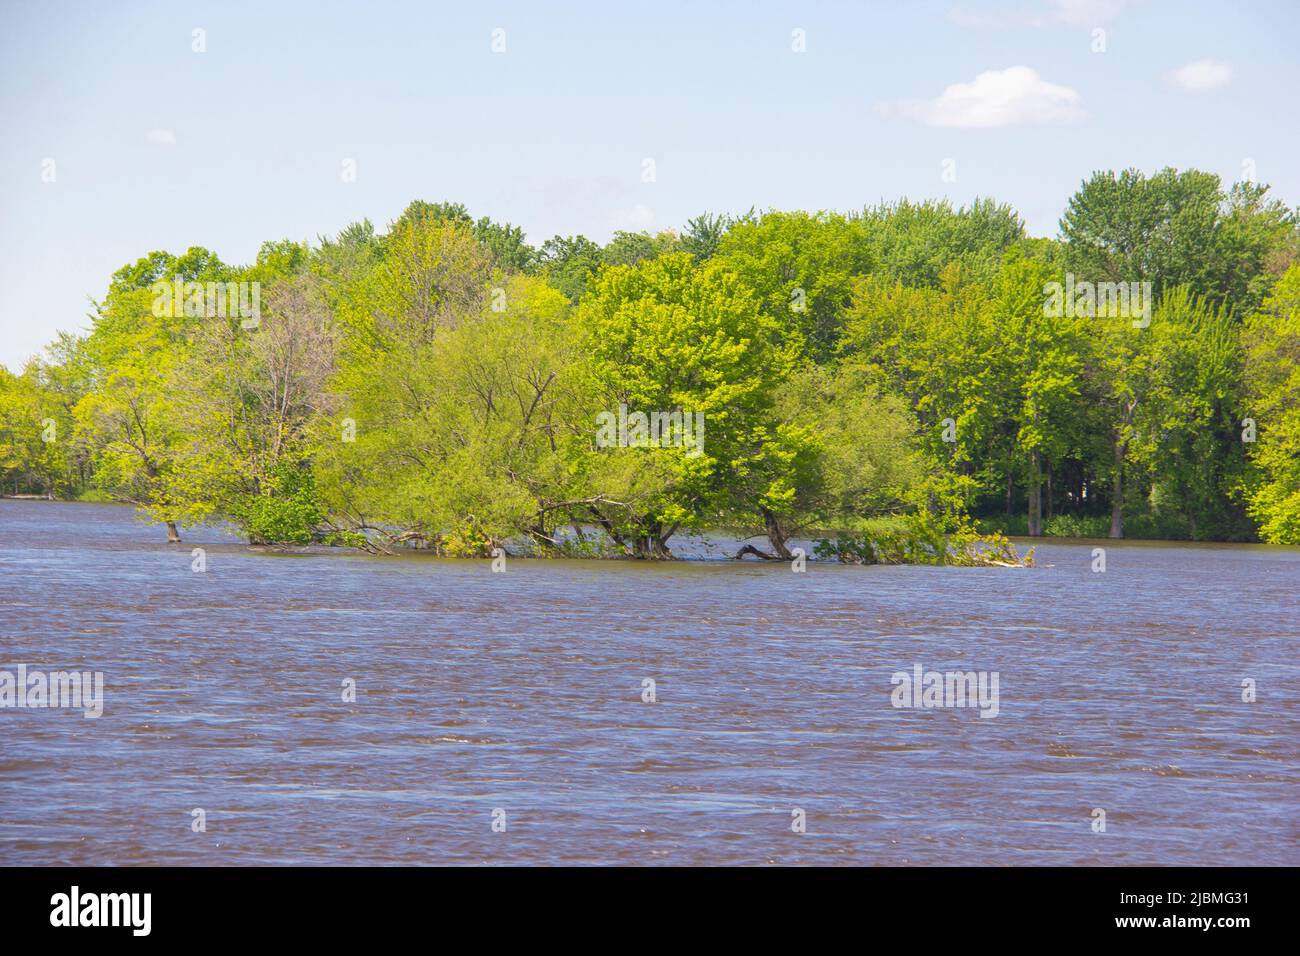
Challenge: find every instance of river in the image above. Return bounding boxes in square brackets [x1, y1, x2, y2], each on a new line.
[1, 500, 1296, 865]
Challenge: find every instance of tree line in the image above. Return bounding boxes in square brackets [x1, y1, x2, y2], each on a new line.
[1, 166, 1297, 557]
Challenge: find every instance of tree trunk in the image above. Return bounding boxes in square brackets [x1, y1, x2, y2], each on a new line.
[630, 523, 673, 559]
[641, 536, 673, 559]
[1027, 450, 1042, 537]
[762, 507, 794, 561]
[1109, 438, 1124, 539]
[166, 521, 181, 544]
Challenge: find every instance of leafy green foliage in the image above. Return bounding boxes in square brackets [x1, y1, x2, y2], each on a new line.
[1241, 264, 1300, 543]
[1061, 167, 1299, 311]
[7, 172, 1297, 554]
[232, 461, 327, 545]
[574, 253, 792, 556]
[536, 234, 603, 302]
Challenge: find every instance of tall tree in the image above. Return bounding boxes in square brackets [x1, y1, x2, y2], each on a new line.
[715, 210, 872, 359]
[1241, 264, 1300, 543]
[574, 253, 794, 557]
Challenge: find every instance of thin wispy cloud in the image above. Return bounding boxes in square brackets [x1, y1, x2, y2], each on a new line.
[145, 128, 178, 146]
[1051, 0, 1138, 26]
[949, 0, 1138, 29]
[1167, 59, 1233, 92]
[877, 66, 1084, 129]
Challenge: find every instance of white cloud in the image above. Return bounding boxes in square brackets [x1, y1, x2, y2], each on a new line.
[145, 128, 177, 146]
[1167, 59, 1232, 92]
[878, 66, 1084, 128]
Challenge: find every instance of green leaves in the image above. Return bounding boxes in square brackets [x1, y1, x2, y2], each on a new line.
[1060, 167, 1299, 312]
[9, 179, 1296, 552]
[714, 209, 867, 359]
[1242, 264, 1300, 543]
[231, 461, 327, 545]
[573, 253, 791, 551]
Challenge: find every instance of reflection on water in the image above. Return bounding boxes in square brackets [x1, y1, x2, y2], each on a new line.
[1, 500, 1297, 865]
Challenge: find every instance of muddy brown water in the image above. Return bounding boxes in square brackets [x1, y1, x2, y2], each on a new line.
[1, 500, 1296, 865]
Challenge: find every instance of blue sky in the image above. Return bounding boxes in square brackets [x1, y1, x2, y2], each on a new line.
[2, 0, 1297, 370]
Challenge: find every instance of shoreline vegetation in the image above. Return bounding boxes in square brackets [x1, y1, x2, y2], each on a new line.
[2, 168, 1298, 563]
[4, 496, 1037, 567]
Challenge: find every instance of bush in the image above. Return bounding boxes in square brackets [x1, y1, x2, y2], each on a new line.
[233, 463, 327, 545]
[975, 514, 1029, 537]
[815, 514, 1033, 566]
[439, 521, 497, 558]
[1042, 514, 1110, 537]
[76, 488, 117, 503]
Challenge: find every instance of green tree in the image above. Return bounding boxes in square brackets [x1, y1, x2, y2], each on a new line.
[994, 254, 1088, 535]
[858, 197, 1024, 288]
[574, 253, 794, 557]
[1216, 181, 1300, 314]
[167, 274, 339, 543]
[536, 234, 603, 302]
[1241, 264, 1300, 542]
[601, 230, 679, 268]
[730, 362, 922, 558]
[0, 362, 81, 497]
[840, 264, 1013, 518]
[1060, 167, 1297, 313]
[680, 210, 752, 262]
[73, 251, 233, 539]
[715, 209, 872, 359]
[321, 273, 577, 553]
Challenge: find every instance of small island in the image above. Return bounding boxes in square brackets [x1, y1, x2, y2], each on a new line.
[3, 177, 1296, 564]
